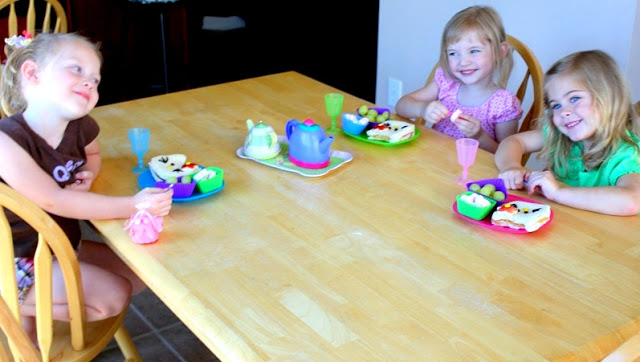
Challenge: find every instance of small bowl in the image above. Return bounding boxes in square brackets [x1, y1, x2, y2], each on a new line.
[456, 191, 497, 220]
[155, 176, 196, 198]
[466, 178, 508, 206]
[194, 166, 224, 194]
[342, 113, 369, 135]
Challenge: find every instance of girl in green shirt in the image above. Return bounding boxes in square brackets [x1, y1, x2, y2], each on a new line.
[495, 50, 640, 215]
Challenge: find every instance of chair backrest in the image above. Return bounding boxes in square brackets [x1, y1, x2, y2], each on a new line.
[0, 182, 86, 360]
[0, 293, 40, 361]
[0, 0, 67, 37]
[422, 34, 544, 163]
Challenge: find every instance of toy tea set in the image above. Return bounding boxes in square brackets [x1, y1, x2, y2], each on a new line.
[238, 118, 353, 177]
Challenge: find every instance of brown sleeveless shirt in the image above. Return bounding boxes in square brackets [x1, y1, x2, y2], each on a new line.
[0, 113, 100, 257]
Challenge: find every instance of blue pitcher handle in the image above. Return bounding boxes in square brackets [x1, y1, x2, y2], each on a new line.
[285, 119, 299, 140]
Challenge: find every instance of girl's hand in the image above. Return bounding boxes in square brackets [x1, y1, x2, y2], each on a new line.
[498, 167, 530, 190]
[65, 171, 95, 192]
[453, 113, 481, 138]
[134, 187, 174, 216]
[525, 171, 561, 200]
[423, 101, 449, 125]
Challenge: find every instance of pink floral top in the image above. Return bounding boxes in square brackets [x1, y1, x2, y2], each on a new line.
[432, 67, 522, 140]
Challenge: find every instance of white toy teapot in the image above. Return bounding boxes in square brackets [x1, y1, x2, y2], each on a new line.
[244, 119, 280, 159]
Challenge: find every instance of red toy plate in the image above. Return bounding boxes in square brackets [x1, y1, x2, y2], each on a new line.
[452, 194, 554, 233]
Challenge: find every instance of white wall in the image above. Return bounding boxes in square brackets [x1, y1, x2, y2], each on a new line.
[377, 0, 640, 110]
[629, 2, 640, 100]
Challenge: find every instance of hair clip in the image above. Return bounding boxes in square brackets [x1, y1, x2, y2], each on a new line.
[5, 30, 34, 49]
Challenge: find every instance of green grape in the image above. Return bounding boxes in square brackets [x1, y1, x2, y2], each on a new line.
[479, 184, 495, 196]
[493, 191, 505, 201]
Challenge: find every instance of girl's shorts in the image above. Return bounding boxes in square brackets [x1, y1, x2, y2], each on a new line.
[15, 257, 35, 304]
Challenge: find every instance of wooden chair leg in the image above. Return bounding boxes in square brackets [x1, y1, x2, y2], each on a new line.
[114, 326, 142, 362]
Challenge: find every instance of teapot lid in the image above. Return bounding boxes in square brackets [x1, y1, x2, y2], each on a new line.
[299, 118, 320, 131]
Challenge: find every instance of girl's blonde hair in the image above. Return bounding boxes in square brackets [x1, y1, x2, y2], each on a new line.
[0, 32, 102, 115]
[439, 5, 513, 89]
[538, 50, 639, 174]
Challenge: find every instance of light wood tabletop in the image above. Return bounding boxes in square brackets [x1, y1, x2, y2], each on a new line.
[88, 71, 640, 361]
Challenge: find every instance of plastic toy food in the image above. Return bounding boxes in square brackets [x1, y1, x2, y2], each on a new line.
[149, 154, 202, 181]
[356, 105, 390, 123]
[491, 201, 551, 232]
[451, 109, 462, 122]
[148, 154, 224, 198]
[467, 179, 508, 205]
[366, 120, 415, 143]
[456, 191, 496, 220]
[492, 191, 506, 201]
[459, 192, 491, 207]
[479, 184, 495, 196]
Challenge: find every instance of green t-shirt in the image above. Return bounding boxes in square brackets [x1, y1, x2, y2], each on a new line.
[543, 126, 640, 187]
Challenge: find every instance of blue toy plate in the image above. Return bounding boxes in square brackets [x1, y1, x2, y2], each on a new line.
[137, 170, 224, 203]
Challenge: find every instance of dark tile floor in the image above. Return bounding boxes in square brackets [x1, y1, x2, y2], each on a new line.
[93, 289, 220, 362]
[80, 222, 220, 361]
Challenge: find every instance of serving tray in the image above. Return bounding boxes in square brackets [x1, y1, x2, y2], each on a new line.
[236, 135, 353, 177]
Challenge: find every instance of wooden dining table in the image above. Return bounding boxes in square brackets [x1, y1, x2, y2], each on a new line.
[88, 71, 640, 361]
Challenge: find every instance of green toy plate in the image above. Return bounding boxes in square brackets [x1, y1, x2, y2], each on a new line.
[342, 126, 420, 146]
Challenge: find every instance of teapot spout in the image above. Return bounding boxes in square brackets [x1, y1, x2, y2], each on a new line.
[320, 136, 335, 153]
[246, 119, 255, 131]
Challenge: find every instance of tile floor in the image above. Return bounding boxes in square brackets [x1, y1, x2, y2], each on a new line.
[80, 222, 220, 361]
[93, 288, 220, 362]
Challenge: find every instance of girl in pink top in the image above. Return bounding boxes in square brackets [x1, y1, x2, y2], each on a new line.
[396, 6, 523, 153]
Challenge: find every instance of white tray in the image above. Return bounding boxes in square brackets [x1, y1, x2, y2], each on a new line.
[236, 136, 353, 177]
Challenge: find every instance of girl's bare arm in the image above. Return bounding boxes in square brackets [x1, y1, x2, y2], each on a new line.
[0, 132, 172, 219]
[395, 81, 441, 121]
[536, 172, 640, 216]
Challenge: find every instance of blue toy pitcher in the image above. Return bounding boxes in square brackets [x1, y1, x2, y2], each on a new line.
[285, 119, 334, 169]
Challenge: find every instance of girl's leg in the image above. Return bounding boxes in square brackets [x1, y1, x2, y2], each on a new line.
[21, 259, 132, 322]
[20, 315, 36, 346]
[76, 240, 147, 294]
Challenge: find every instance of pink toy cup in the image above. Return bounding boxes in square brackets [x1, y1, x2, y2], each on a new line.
[124, 202, 164, 244]
[455, 138, 479, 185]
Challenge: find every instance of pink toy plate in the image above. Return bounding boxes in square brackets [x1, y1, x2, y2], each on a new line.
[452, 194, 554, 233]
